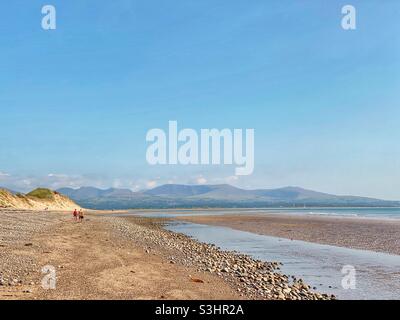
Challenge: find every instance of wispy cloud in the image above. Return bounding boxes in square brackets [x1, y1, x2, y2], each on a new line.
[145, 180, 157, 188]
[0, 171, 10, 177]
[196, 177, 207, 185]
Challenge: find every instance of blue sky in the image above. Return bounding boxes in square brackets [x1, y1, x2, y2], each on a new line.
[0, 0, 399, 199]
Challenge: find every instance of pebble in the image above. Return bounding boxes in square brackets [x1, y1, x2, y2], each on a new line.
[107, 216, 335, 301]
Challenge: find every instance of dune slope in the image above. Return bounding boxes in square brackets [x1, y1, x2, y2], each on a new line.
[0, 188, 80, 211]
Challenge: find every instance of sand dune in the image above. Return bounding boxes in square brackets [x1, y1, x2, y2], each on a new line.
[0, 188, 80, 211]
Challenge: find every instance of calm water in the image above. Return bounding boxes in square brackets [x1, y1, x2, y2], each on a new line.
[167, 222, 400, 300]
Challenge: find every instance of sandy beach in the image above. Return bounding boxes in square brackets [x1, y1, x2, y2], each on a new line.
[176, 213, 400, 255]
[0, 210, 239, 300]
[0, 210, 330, 300]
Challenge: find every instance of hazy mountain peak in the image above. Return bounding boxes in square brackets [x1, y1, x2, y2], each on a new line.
[56, 184, 400, 210]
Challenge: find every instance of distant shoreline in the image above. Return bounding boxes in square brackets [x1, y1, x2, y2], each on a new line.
[105, 207, 400, 223]
[172, 212, 400, 256]
[104, 206, 400, 213]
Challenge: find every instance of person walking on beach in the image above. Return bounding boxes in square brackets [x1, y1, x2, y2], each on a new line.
[78, 209, 84, 222]
[73, 209, 78, 222]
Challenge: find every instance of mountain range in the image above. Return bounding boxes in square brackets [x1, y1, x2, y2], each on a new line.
[56, 184, 400, 210]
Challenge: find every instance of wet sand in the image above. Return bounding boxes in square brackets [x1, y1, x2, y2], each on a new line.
[176, 214, 400, 255]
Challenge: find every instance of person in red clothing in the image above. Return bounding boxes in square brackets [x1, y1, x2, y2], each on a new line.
[73, 209, 78, 221]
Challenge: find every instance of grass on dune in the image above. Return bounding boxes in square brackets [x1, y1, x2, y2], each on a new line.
[26, 188, 55, 200]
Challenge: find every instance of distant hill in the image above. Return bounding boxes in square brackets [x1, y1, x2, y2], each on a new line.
[0, 188, 80, 211]
[144, 184, 227, 197]
[56, 184, 400, 210]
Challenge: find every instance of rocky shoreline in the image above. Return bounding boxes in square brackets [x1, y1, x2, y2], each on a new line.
[107, 216, 335, 300]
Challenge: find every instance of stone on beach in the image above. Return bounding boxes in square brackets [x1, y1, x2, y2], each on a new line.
[107, 216, 334, 300]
